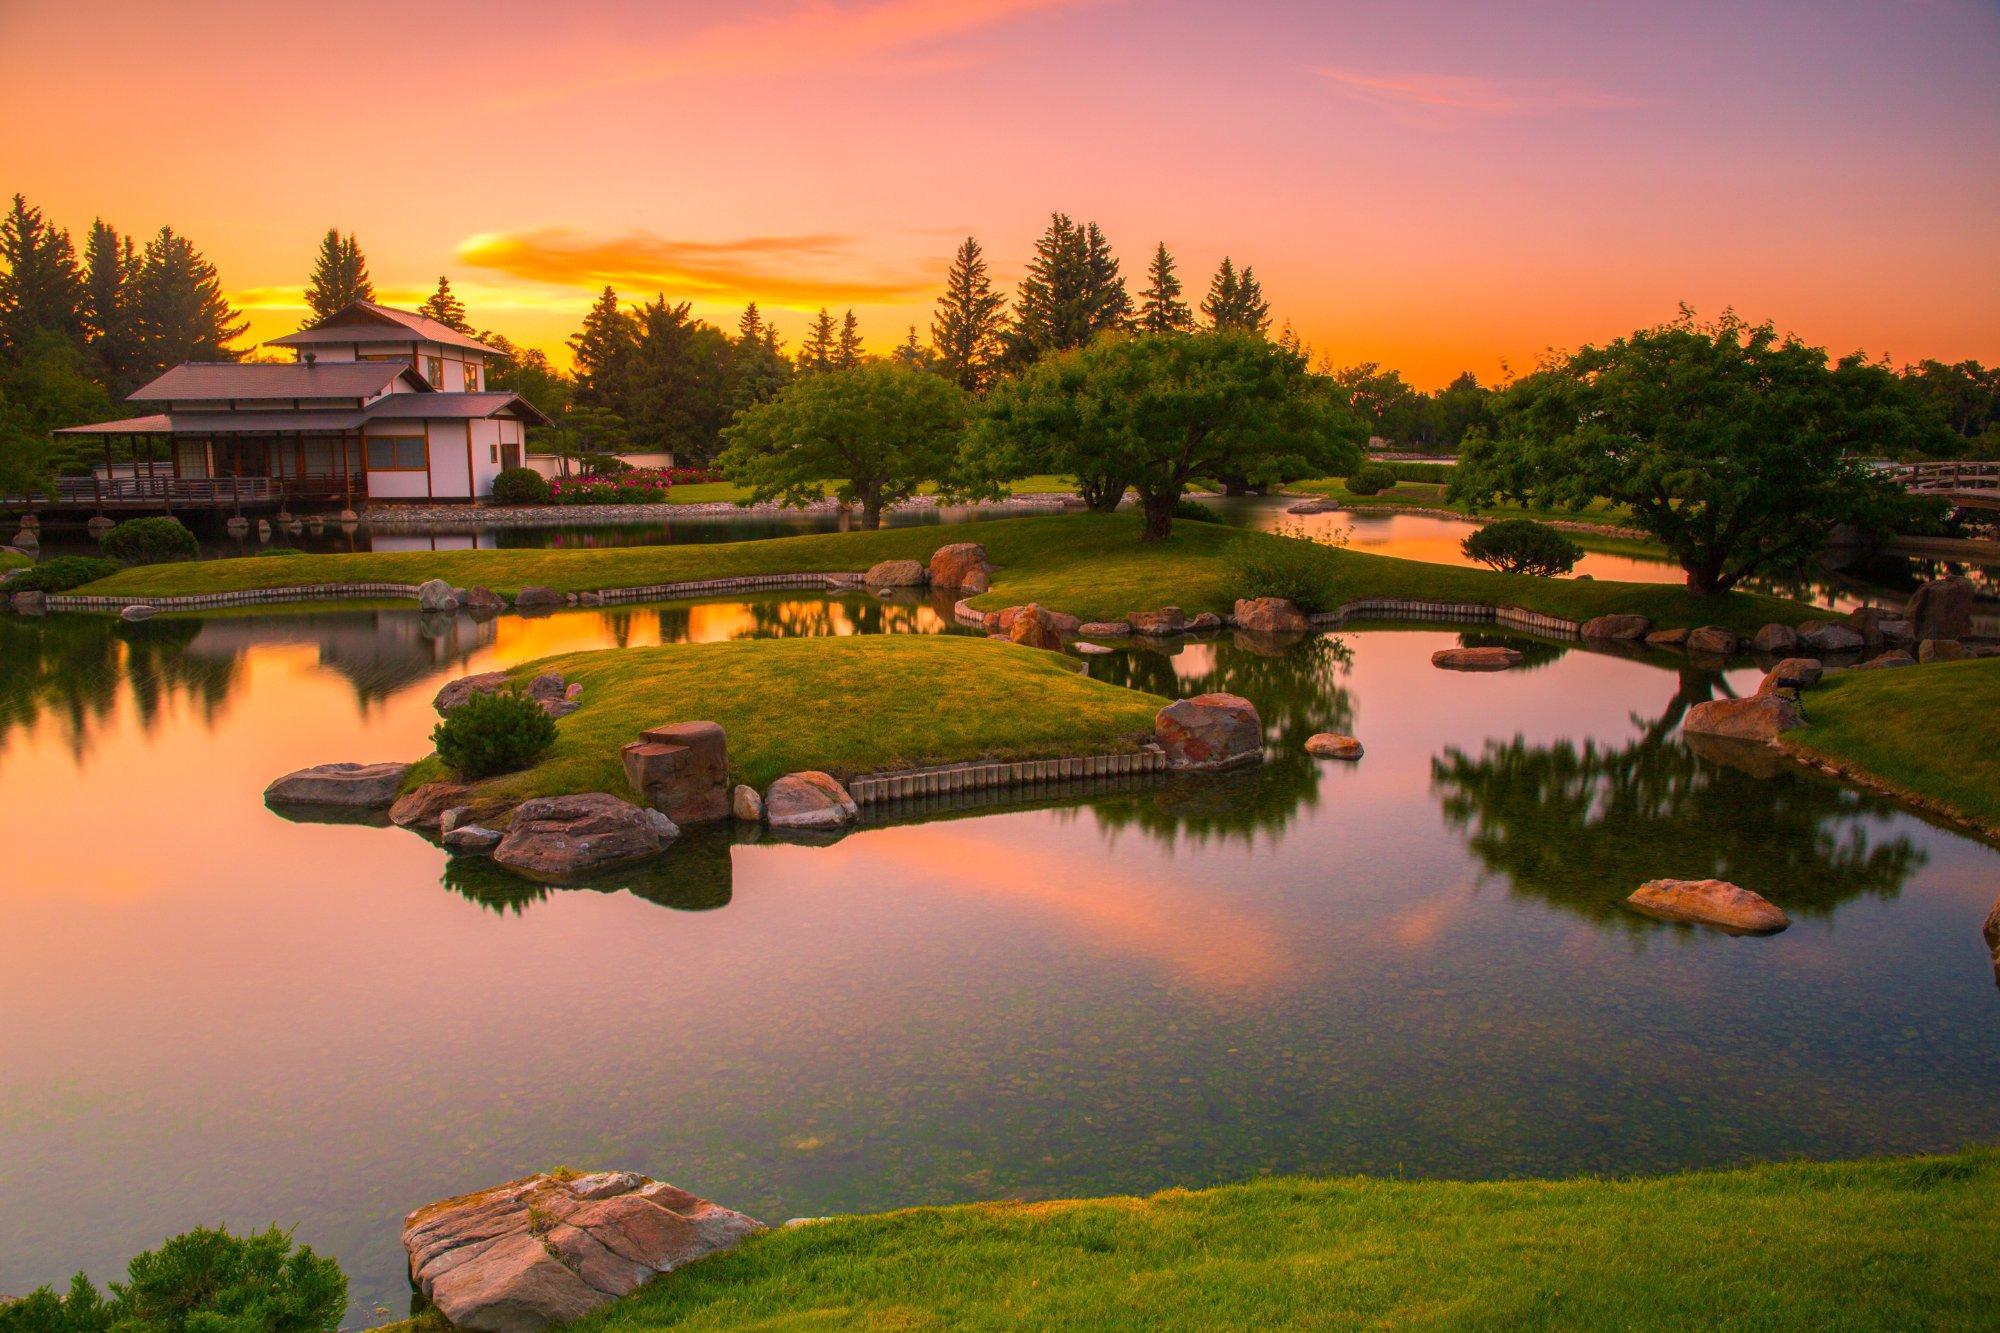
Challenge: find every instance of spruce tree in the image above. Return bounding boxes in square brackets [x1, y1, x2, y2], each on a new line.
[891, 326, 932, 370]
[132, 226, 247, 377]
[567, 286, 638, 408]
[929, 237, 1007, 391]
[82, 219, 143, 394]
[1138, 242, 1192, 333]
[728, 303, 791, 412]
[302, 228, 374, 325]
[836, 309, 864, 368]
[0, 195, 86, 356]
[737, 301, 765, 344]
[798, 308, 837, 374]
[418, 276, 470, 332]
[1202, 257, 1271, 335]
[1008, 213, 1130, 365]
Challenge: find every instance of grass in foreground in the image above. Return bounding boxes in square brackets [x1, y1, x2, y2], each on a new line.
[405, 635, 1167, 798]
[79, 514, 1819, 632]
[1783, 657, 2000, 836]
[571, 1149, 1999, 1331]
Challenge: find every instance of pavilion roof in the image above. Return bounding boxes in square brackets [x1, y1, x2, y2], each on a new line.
[266, 301, 499, 355]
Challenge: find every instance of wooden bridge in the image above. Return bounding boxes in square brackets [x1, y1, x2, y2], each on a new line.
[1884, 460, 2000, 511]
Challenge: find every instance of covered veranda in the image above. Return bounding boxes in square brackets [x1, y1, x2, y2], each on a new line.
[22, 416, 374, 514]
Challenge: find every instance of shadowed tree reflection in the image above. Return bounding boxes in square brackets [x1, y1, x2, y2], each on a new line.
[0, 615, 236, 760]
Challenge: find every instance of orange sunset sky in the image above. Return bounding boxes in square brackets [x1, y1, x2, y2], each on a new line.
[3, 0, 1996, 386]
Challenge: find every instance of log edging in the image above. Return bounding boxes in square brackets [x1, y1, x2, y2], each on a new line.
[847, 744, 1169, 806]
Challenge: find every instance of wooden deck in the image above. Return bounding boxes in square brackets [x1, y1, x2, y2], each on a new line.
[0, 476, 354, 512]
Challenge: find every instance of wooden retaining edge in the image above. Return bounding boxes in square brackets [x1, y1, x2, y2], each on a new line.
[847, 744, 1169, 806]
[48, 571, 866, 613]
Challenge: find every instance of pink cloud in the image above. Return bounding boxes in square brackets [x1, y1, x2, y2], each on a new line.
[1317, 66, 1643, 117]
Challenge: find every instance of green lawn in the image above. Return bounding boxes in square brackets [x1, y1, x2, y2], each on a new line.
[0, 548, 29, 573]
[78, 514, 1818, 633]
[1783, 657, 2000, 836]
[409, 635, 1167, 799]
[562, 1149, 2000, 1331]
[1294, 477, 1637, 529]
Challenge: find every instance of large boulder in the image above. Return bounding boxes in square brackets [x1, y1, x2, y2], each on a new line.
[403, 1170, 764, 1333]
[622, 721, 729, 825]
[1906, 576, 1975, 640]
[514, 585, 563, 613]
[1751, 623, 1798, 654]
[1233, 597, 1310, 634]
[434, 671, 512, 715]
[1431, 646, 1524, 671]
[1154, 693, 1263, 771]
[390, 781, 475, 830]
[264, 761, 412, 808]
[928, 543, 993, 589]
[493, 793, 677, 882]
[1627, 878, 1790, 933]
[1796, 620, 1865, 654]
[1127, 606, 1188, 636]
[1682, 692, 1803, 742]
[864, 559, 927, 590]
[1848, 606, 1914, 647]
[417, 578, 459, 613]
[1581, 614, 1650, 641]
[1305, 733, 1363, 760]
[1008, 604, 1067, 652]
[463, 586, 507, 618]
[764, 771, 859, 830]
[1756, 658, 1823, 695]
[1686, 626, 1739, 656]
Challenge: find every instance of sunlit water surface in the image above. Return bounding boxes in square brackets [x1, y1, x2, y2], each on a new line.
[0, 594, 1996, 1322]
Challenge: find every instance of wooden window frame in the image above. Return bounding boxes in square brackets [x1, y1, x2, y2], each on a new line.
[426, 355, 444, 388]
[365, 434, 429, 472]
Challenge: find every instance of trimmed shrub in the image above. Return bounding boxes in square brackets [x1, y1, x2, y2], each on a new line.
[430, 688, 558, 779]
[0, 1225, 346, 1333]
[1229, 523, 1349, 613]
[1344, 464, 1398, 496]
[490, 468, 552, 506]
[10, 555, 119, 592]
[1384, 460, 1455, 483]
[1461, 518, 1583, 577]
[100, 516, 198, 565]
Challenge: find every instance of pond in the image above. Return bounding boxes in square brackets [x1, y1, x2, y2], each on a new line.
[1, 592, 1996, 1321]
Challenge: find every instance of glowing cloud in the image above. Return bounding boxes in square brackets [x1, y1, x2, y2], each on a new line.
[1317, 66, 1642, 117]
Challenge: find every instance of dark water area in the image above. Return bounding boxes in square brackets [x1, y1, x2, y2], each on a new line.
[1, 593, 1996, 1322]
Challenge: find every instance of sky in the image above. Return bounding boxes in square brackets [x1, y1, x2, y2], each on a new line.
[3, 0, 1997, 386]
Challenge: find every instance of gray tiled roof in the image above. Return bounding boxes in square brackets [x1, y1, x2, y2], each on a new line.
[266, 301, 499, 354]
[60, 392, 551, 434]
[131, 361, 426, 402]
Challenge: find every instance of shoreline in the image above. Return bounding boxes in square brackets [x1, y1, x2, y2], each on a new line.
[1279, 490, 1654, 542]
[357, 491, 1085, 528]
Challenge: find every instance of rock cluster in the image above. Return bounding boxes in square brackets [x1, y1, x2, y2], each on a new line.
[1626, 878, 1790, 933]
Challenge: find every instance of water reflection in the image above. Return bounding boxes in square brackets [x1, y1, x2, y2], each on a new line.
[0, 615, 236, 758]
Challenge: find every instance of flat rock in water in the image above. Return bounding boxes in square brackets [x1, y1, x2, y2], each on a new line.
[1682, 693, 1803, 742]
[403, 1170, 765, 1333]
[493, 793, 677, 882]
[1074, 641, 1114, 655]
[442, 825, 502, 855]
[1431, 646, 1523, 671]
[264, 761, 412, 808]
[765, 772, 859, 830]
[1627, 878, 1790, 933]
[1305, 733, 1363, 760]
[1155, 693, 1262, 770]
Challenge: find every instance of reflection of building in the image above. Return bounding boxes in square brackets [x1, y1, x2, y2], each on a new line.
[56, 303, 551, 508]
[185, 610, 497, 699]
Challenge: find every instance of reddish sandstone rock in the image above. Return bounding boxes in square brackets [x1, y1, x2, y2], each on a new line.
[1581, 614, 1650, 641]
[764, 771, 859, 830]
[863, 559, 927, 590]
[1686, 626, 1739, 656]
[621, 721, 730, 825]
[1304, 733, 1363, 760]
[403, 1171, 764, 1333]
[1751, 623, 1799, 654]
[1233, 597, 1310, 634]
[1756, 658, 1824, 695]
[1008, 604, 1067, 651]
[492, 793, 677, 882]
[1627, 878, 1790, 933]
[1644, 628, 1691, 649]
[1682, 693, 1803, 742]
[928, 542, 994, 589]
[391, 780, 475, 830]
[264, 761, 412, 809]
[434, 670, 511, 715]
[1127, 606, 1188, 636]
[1154, 693, 1263, 771]
[1431, 646, 1524, 671]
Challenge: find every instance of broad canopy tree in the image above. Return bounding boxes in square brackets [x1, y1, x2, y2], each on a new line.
[719, 362, 967, 529]
[1450, 309, 1934, 595]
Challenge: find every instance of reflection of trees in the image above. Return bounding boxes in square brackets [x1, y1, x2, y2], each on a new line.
[1072, 632, 1355, 848]
[0, 616, 235, 760]
[1430, 724, 1927, 931]
[437, 827, 735, 915]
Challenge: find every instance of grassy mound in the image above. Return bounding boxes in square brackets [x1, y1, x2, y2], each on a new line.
[406, 635, 1167, 799]
[1783, 656, 2000, 836]
[570, 1149, 1999, 1330]
[81, 513, 1818, 634]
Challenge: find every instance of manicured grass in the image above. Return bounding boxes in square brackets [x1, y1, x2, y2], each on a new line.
[0, 548, 29, 573]
[408, 635, 1167, 798]
[77, 514, 1818, 633]
[571, 1150, 2000, 1331]
[1783, 657, 2000, 836]
[1294, 477, 1637, 529]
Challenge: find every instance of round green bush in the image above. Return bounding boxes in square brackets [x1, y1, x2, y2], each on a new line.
[490, 467, 552, 506]
[10, 554, 119, 592]
[1173, 496, 1222, 523]
[100, 515, 198, 565]
[1461, 518, 1584, 577]
[430, 688, 559, 779]
[1344, 464, 1397, 496]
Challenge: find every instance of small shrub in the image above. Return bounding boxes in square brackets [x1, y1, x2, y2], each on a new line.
[0, 1225, 346, 1333]
[1461, 518, 1584, 577]
[99, 516, 198, 565]
[1384, 460, 1455, 483]
[1173, 496, 1221, 523]
[1344, 464, 1397, 496]
[10, 555, 119, 592]
[431, 689, 558, 779]
[582, 455, 633, 478]
[490, 468, 552, 506]
[1230, 522, 1349, 613]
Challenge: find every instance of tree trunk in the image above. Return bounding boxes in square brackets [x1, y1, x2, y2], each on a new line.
[860, 496, 882, 529]
[1140, 489, 1178, 541]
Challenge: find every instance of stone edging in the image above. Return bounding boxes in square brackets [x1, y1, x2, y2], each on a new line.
[50, 572, 866, 613]
[954, 596, 1581, 641]
[846, 745, 1168, 806]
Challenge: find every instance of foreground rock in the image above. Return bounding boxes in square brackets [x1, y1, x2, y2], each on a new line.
[264, 761, 412, 808]
[493, 793, 677, 882]
[1155, 693, 1262, 770]
[1627, 878, 1790, 933]
[1233, 597, 1310, 634]
[1581, 614, 1650, 641]
[1305, 733, 1363, 760]
[1431, 646, 1524, 671]
[1007, 603, 1068, 652]
[928, 542, 993, 591]
[1906, 575, 1974, 640]
[863, 558, 927, 590]
[764, 771, 859, 830]
[1682, 693, 1803, 743]
[403, 1170, 765, 1333]
[622, 721, 729, 825]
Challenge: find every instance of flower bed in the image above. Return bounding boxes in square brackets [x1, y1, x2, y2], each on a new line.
[550, 467, 675, 505]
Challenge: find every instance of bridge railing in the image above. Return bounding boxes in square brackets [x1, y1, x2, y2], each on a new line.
[1881, 460, 2000, 493]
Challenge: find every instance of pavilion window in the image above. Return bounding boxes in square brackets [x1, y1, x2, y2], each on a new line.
[366, 436, 428, 471]
[176, 439, 210, 479]
[462, 362, 479, 391]
[426, 356, 444, 388]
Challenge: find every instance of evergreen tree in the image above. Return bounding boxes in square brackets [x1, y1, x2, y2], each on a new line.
[929, 237, 1007, 392]
[1201, 257, 1271, 335]
[737, 301, 765, 344]
[567, 286, 639, 406]
[1008, 213, 1130, 365]
[418, 275, 470, 332]
[132, 226, 247, 376]
[1138, 242, 1192, 333]
[798, 308, 837, 374]
[729, 303, 791, 412]
[82, 219, 143, 395]
[836, 309, 864, 368]
[625, 296, 735, 464]
[0, 194, 86, 356]
[891, 325, 933, 370]
[302, 228, 373, 325]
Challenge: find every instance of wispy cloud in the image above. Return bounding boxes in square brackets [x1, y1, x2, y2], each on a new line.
[1317, 66, 1642, 118]
[457, 227, 938, 307]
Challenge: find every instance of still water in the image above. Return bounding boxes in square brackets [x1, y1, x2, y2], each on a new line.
[1, 594, 1997, 1322]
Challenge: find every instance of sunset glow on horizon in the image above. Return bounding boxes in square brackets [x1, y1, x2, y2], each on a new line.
[4, 0, 1996, 384]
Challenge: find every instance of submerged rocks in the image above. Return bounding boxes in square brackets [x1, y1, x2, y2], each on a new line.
[1796, 620, 1865, 655]
[1233, 597, 1310, 634]
[927, 542, 993, 590]
[1683, 692, 1803, 743]
[1906, 575, 1975, 640]
[493, 793, 677, 882]
[1581, 614, 1650, 642]
[264, 761, 412, 809]
[1627, 878, 1790, 933]
[863, 559, 928, 590]
[1154, 693, 1263, 771]
[1431, 646, 1524, 671]
[1305, 733, 1364, 760]
[403, 1170, 765, 1333]
[416, 578, 458, 613]
[764, 771, 859, 830]
[621, 721, 730, 825]
[1127, 606, 1188, 637]
[1751, 623, 1798, 655]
